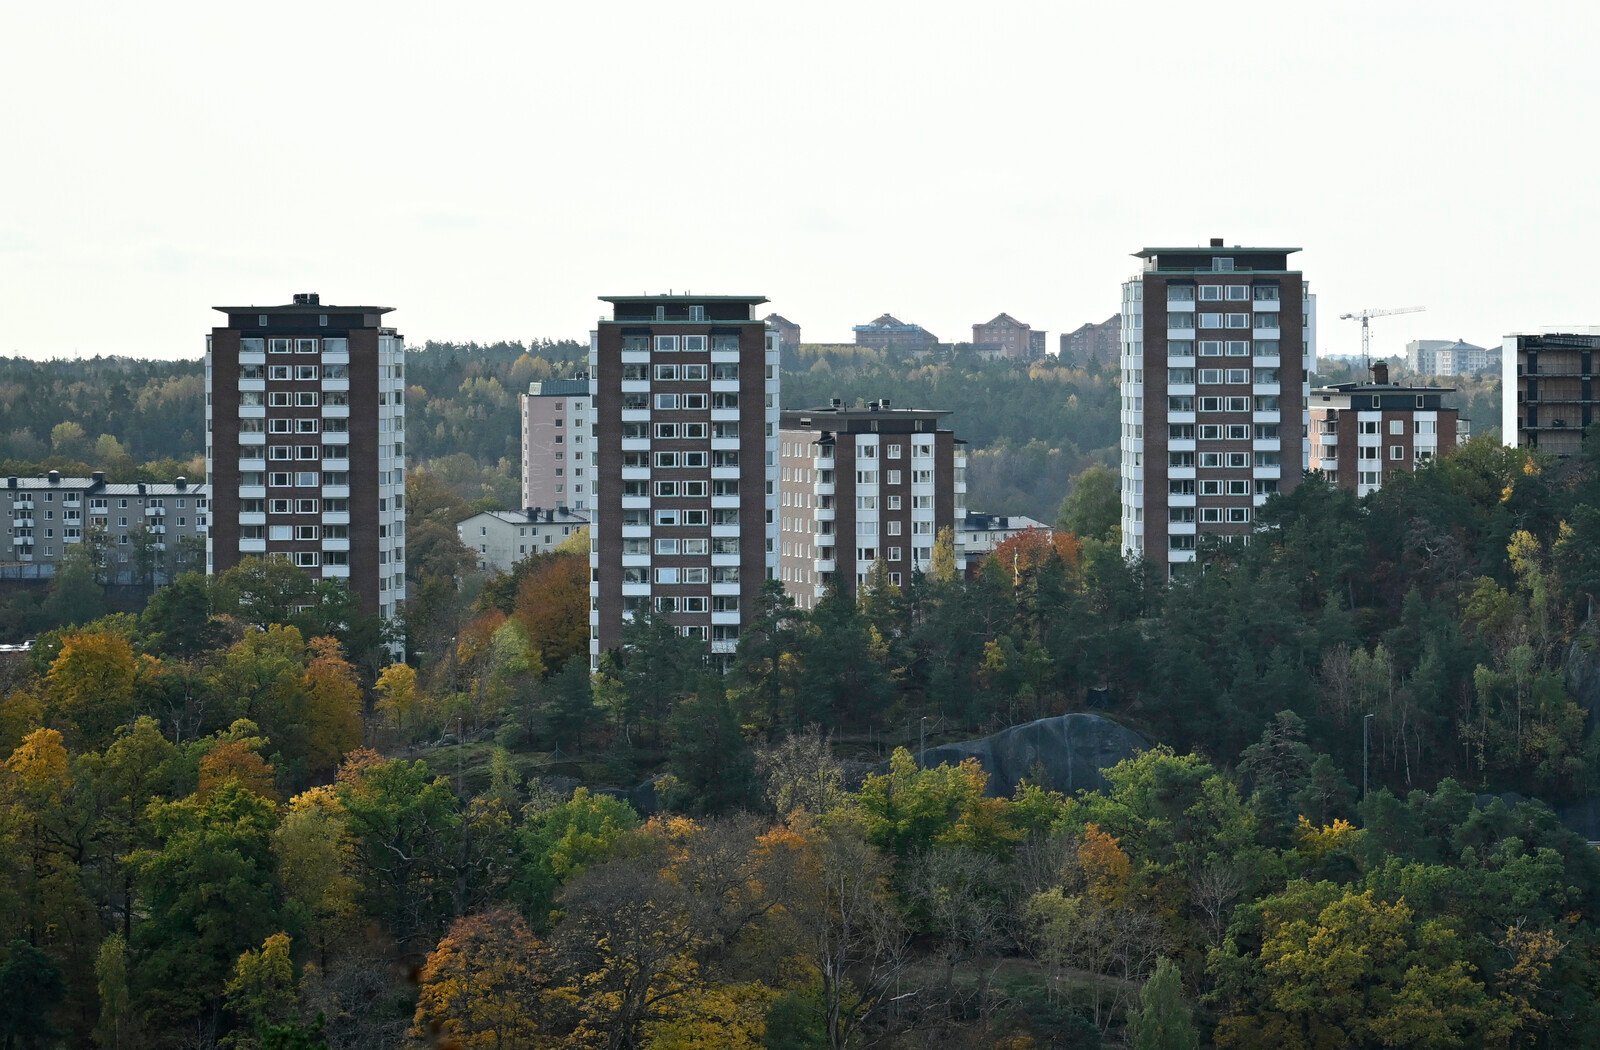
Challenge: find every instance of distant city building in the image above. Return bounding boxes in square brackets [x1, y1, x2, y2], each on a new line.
[1029, 329, 1048, 358]
[1060, 314, 1121, 368]
[2, 472, 208, 585]
[778, 401, 965, 610]
[1406, 338, 1492, 377]
[959, 512, 1051, 559]
[764, 314, 802, 355]
[457, 507, 589, 575]
[590, 294, 780, 663]
[1120, 240, 1315, 572]
[1503, 329, 1600, 458]
[972, 313, 1039, 361]
[1309, 363, 1466, 496]
[521, 377, 595, 514]
[208, 294, 406, 636]
[853, 313, 940, 354]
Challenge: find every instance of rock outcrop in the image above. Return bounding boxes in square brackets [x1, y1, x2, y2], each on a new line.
[909, 712, 1150, 797]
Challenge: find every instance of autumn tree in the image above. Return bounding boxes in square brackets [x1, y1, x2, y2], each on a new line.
[300, 637, 362, 779]
[412, 910, 559, 1048]
[45, 630, 142, 748]
[512, 550, 589, 672]
[223, 933, 299, 1050]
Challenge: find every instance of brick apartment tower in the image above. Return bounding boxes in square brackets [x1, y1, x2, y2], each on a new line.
[778, 402, 965, 611]
[207, 294, 407, 636]
[1310, 362, 1465, 496]
[521, 377, 596, 513]
[1119, 242, 1315, 572]
[589, 294, 779, 665]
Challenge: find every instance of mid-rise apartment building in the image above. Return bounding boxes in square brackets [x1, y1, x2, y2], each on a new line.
[521, 377, 595, 513]
[589, 294, 779, 662]
[959, 511, 1050, 560]
[765, 314, 803, 356]
[1061, 314, 1121, 368]
[1119, 240, 1315, 570]
[458, 507, 589, 574]
[1310, 363, 1466, 496]
[972, 313, 1038, 361]
[1502, 329, 1600, 458]
[777, 401, 964, 610]
[1407, 338, 1491, 378]
[2, 472, 208, 584]
[207, 294, 406, 630]
[853, 313, 941, 354]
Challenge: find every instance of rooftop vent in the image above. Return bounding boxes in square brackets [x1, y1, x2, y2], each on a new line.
[47, 470, 60, 484]
[1209, 237, 1225, 247]
[175, 476, 188, 490]
[90, 471, 105, 487]
[830, 398, 842, 409]
[293, 292, 320, 306]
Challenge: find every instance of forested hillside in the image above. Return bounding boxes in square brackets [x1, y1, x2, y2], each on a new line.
[6, 429, 1600, 1046]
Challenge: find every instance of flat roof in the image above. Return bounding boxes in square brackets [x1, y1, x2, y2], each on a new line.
[1313, 383, 1456, 395]
[599, 294, 769, 305]
[781, 406, 951, 424]
[1133, 246, 1301, 258]
[214, 303, 393, 314]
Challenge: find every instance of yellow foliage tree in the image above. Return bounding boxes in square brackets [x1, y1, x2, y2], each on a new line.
[301, 636, 363, 777]
[413, 909, 560, 1048]
[46, 630, 142, 747]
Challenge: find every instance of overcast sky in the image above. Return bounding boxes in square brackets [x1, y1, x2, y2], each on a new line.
[2, 1, 1596, 361]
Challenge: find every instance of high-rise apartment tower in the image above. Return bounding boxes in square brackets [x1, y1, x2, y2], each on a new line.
[589, 294, 779, 664]
[207, 294, 407, 632]
[1119, 241, 1314, 571]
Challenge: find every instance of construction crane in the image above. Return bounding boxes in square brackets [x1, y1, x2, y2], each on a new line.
[1339, 306, 1425, 373]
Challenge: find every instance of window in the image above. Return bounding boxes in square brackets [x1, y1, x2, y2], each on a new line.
[1212, 257, 1235, 272]
[1254, 314, 1279, 330]
[655, 335, 679, 353]
[682, 335, 707, 352]
[886, 444, 903, 459]
[683, 364, 707, 381]
[655, 393, 679, 410]
[1167, 286, 1196, 302]
[1199, 286, 1223, 301]
[1390, 445, 1405, 460]
[1226, 285, 1249, 301]
[296, 339, 318, 354]
[654, 364, 678, 381]
[1226, 314, 1249, 329]
[1199, 369, 1222, 385]
[1389, 419, 1405, 435]
[1226, 340, 1250, 357]
[1169, 340, 1195, 358]
[1198, 313, 1222, 328]
[296, 365, 319, 380]
[689, 305, 706, 321]
[886, 495, 902, 510]
[268, 365, 290, 381]
[1253, 286, 1279, 301]
[1198, 340, 1222, 356]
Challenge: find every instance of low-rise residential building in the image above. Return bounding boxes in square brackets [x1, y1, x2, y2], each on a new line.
[778, 401, 965, 609]
[521, 377, 595, 514]
[853, 314, 941, 355]
[2, 472, 209, 584]
[958, 512, 1051, 559]
[1310, 363, 1466, 496]
[457, 507, 590, 575]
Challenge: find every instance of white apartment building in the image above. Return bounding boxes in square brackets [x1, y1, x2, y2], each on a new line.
[457, 507, 589, 575]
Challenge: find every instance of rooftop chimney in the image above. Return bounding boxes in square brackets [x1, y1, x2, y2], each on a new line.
[47, 470, 60, 484]
[1372, 362, 1390, 385]
[830, 397, 842, 409]
[292, 292, 320, 306]
[1209, 237, 1225, 247]
[90, 471, 105, 487]
[175, 476, 187, 490]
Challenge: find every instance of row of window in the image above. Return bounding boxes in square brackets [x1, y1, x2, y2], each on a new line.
[1168, 423, 1280, 441]
[1167, 314, 1283, 331]
[624, 451, 740, 469]
[621, 363, 741, 382]
[239, 391, 366, 408]
[622, 480, 742, 498]
[1168, 369, 1280, 385]
[1170, 506, 1254, 523]
[241, 337, 346, 353]
[619, 508, 742, 527]
[622, 566, 742, 584]
[1167, 285, 1281, 302]
[1169, 479, 1278, 496]
[1169, 452, 1280, 468]
[241, 365, 349, 382]
[240, 498, 345, 514]
[623, 335, 743, 353]
[1168, 396, 1281, 413]
[622, 393, 743, 411]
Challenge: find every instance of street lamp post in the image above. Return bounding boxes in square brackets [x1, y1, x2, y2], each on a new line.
[1363, 713, 1374, 800]
[919, 715, 928, 769]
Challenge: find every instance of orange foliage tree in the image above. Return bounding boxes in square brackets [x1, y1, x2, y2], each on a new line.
[512, 552, 589, 673]
[989, 528, 1083, 578]
[412, 909, 560, 1048]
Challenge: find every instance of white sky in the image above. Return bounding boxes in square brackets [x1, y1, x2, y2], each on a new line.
[2, 1, 1597, 361]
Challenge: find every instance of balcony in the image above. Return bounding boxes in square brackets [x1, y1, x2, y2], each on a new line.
[321, 511, 350, 525]
[321, 564, 350, 578]
[11, 517, 33, 529]
[239, 350, 266, 366]
[322, 349, 350, 366]
[239, 404, 266, 419]
[321, 377, 351, 393]
[239, 457, 266, 473]
[239, 431, 266, 446]
[710, 639, 737, 655]
[240, 538, 267, 553]
[148, 524, 166, 535]
[322, 485, 351, 500]
[321, 537, 351, 552]
[239, 512, 266, 526]
[321, 403, 350, 419]
[145, 505, 165, 517]
[815, 558, 836, 573]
